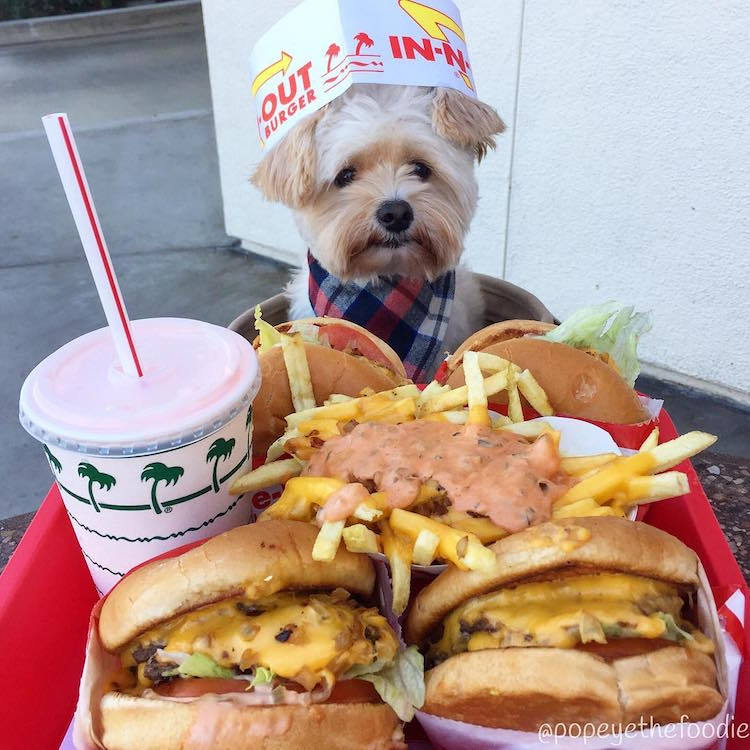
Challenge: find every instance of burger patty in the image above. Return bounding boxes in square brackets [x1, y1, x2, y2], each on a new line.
[425, 573, 713, 668]
[120, 589, 399, 693]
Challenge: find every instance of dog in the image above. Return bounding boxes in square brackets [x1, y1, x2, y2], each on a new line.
[253, 84, 505, 380]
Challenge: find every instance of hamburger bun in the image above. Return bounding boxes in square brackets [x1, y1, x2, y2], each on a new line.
[405, 517, 699, 645]
[100, 520, 375, 651]
[100, 693, 405, 750]
[421, 647, 723, 732]
[252, 319, 408, 455]
[405, 517, 723, 733]
[444, 324, 648, 424]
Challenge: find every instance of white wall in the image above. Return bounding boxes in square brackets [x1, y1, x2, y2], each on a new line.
[202, 0, 750, 401]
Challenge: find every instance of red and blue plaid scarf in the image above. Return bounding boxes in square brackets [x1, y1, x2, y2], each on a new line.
[307, 251, 455, 382]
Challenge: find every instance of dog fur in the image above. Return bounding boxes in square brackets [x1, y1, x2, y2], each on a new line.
[253, 84, 504, 350]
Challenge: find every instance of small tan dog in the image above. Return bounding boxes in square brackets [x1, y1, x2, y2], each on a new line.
[253, 84, 504, 380]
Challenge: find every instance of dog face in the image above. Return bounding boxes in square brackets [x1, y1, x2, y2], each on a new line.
[253, 85, 504, 281]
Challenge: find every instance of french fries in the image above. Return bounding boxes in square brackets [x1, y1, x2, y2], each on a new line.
[412, 528, 441, 566]
[230, 457, 302, 495]
[625, 471, 690, 504]
[248, 328, 717, 623]
[312, 520, 345, 562]
[420, 370, 509, 415]
[436, 511, 508, 544]
[280, 334, 316, 413]
[380, 520, 413, 615]
[649, 431, 717, 472]
[559, 454, 618, 476]
[516, 369, 554, 417]
[260, 476, 344, 521]
[556, 431, 716, 510]
[555, 452, 656, 507]
[463, 351, 491, 426]
[505, 366, 524, 423]
[639, 427, 659, 452]
[475, 352, 520, 374]
[343, 524, 381, 554]
[390, 508, 495, 572]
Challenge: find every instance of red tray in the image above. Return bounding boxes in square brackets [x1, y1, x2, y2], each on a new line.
[0, 409, 747, 750]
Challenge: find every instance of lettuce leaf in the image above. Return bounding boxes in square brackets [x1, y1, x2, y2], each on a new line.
[176, 653, 235, 679]
[254, 305, 281, 352]
[250, 666, 276, 687]
[541, 302, 652, 387]
[343, 646, 425, 722]
[657, 613, 694, 642]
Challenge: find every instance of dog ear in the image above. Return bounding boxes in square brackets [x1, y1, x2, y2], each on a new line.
[432, 88, 506, 162]
[252, 110, 322, 208]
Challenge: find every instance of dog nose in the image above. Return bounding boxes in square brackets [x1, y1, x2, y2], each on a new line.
[376, 200, 413, 233]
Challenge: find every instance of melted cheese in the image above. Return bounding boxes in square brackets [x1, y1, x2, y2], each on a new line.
[124, 591, 397, 688]
[428, 573, 711, 663]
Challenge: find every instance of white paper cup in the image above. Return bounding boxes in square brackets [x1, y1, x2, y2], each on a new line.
[19, 318, 261, 593]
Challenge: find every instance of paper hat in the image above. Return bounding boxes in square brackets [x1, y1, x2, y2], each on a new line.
[250, 0, 476, 149]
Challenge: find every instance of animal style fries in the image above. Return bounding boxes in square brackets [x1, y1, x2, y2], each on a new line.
[230, 334, 717, 615]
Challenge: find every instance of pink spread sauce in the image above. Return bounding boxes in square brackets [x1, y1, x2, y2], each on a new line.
[304, 421, 569, 532]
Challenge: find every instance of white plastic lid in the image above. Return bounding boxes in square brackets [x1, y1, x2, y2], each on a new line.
[19, 318, 260, 455]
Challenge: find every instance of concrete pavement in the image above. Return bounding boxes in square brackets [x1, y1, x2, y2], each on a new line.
[0, 18, 290, 518]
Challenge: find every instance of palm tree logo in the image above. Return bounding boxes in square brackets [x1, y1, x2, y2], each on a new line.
[77, 462, 116, 513]
[141, 462, 184, 515]
[206, 438, 235, 493]
[354, 32, 374, 56]
[325, 42, 340, 73]
[44, 445, 62, 474]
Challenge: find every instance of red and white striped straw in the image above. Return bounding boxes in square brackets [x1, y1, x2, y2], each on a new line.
[42, 113, 143, 377]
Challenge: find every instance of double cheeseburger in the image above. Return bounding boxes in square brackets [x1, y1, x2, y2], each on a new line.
[442, 315, 650, 424]
[252, 315, 408, 454]
[405, 517, 723, 733]
[76, 521, 423, 749]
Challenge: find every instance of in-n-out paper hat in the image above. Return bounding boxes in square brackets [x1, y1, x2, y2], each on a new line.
[250, 0, 476, 148]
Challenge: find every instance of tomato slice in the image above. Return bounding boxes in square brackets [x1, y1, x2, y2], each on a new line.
[325, 679, 381, 704]
[318, 325, 396, 371]
[154, 678, 248, 697]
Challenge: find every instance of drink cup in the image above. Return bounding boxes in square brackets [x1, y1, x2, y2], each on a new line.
[19, 317, 261, 594]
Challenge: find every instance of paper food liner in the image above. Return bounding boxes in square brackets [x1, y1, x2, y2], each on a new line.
[73, 537, 209, 749]
[414, 562, 739, 750]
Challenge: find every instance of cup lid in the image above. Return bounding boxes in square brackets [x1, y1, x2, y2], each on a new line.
[19, 318, 260, 455]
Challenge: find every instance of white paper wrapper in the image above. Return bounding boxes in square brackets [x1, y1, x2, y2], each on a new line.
[414, 563, 739, 750]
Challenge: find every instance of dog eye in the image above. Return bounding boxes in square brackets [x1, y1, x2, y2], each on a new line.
[334, 167, 356, 188]
[410, 161, 432, 180]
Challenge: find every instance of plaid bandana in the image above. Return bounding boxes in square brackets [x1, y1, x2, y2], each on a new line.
[307, 251, 455, 382]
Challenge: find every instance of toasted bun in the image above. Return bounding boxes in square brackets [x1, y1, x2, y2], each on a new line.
[100, 520, 375, 651]
[405, 518, 698, 645]
[100, 692, 405, 750]
[253, 344, 405, 455]
[445, 320, 556, 369]
[272, 318, 407, 379]
[422, 647, 723, 731]
[445, 336, 648, 424]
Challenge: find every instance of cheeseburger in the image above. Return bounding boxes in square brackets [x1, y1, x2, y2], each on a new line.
[252, 314, 408, 454]
[405, 517, 723, 733]
[76, 521, 424, 749]
[442, 302, 652, 424]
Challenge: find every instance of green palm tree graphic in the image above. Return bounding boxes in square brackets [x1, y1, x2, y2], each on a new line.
[140, 462, 185, 515]
[43, 445, 62, 473]
[77, 462, 116, 513]
[206, 438, 235, 493]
